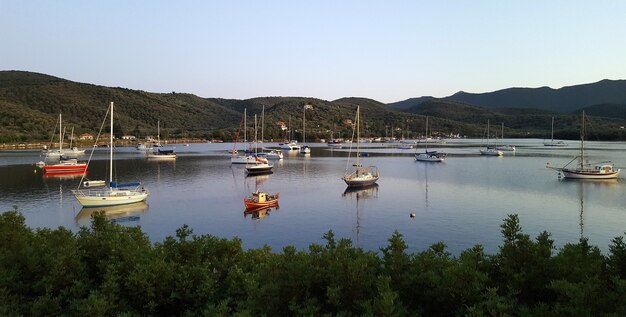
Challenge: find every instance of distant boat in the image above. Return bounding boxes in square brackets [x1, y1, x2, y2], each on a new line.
[245, 114, 273, 175]
[243, 190, 279, 210]
[544, 117, 568, 147]
[72, 102, 149, 207]
[343, 106, 379, 188]
[547, 111, 619, 179]
[41, 113, 65, 159]
[496, 123, 516, 152]
[43, 114, 88, 173]
[279, 141, 301, 151]
[147, 120, 176, 160]
[327, 139, 343, 148]
[479, 120, 503, 156]
[300, 104, 312, 155]
[415, 116, 447, 162]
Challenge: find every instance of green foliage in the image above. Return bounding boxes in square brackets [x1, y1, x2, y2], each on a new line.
[2, 208, 626, 316]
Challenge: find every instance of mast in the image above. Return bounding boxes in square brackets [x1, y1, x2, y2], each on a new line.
[59, 113, 62, 153]
[356, 106, 360, 167]
[425, 116, 429, 153]
[110, 102, 114, 183]
[579, 113, 584, 169]
[551, 117, 555, 143]
[69, 127, 74, 149]
[244, 108, 247, 144]
[157, 120, 160, 145]
[254, 114, 258, 154]
[261, 105, 264, 143]
[303, 106, 306, 144]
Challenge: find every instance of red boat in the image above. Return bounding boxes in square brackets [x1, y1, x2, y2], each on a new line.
[243, 191, 279, 209]
[43, 158, 88, 173]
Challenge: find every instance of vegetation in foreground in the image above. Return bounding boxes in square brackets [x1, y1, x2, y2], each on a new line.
[1, 209, 626, 316]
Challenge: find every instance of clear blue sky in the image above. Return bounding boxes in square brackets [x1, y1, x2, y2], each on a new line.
[1, 1, 625, 103]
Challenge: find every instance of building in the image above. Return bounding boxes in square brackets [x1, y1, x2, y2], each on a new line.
[122, 135, 136, 140]
[79, 133, 93, 140]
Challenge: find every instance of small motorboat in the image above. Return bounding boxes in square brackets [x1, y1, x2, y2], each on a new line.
[244, 191, 279, 209]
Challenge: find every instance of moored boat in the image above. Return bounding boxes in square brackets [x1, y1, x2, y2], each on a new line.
[243, 190, 279, 209]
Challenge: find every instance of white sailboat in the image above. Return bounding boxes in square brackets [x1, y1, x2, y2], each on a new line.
[547, 111, 619, 179]
[232, 109, 269, 164]
[246, 114, 273, 175]
[479, 120, 503, 156]
[42, 114, 88, 174]
[544, 117, 568, 147]
[415, 116, 447, 162]
[147, 120, 177, 160]
[496, 123, 516, 151]
[343, 106, 379, 187]
[41, 113, 65, 159]
[72, 102, 149, 207]
[300, 104, 311, 155]
[279, 116, 301, 151]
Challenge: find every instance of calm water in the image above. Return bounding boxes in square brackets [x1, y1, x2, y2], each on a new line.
[1, 139, 626, 255]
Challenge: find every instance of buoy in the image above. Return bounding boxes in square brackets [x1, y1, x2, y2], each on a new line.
[410, 213, 416, 218]
[33, 169, 37, 173]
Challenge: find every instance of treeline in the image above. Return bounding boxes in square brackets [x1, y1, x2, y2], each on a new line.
[2, 209, 626, 316]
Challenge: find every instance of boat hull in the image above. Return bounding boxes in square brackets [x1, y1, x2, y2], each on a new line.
[73, 190, 149, 207]
[562, 169, 620, 179]
[43, 163, 88, 172]
[480, 149, 503, 156]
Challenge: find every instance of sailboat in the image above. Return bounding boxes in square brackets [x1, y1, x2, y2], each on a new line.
[65, 127, 86, 155]
[547, 111, 619, 179]
[343, 106, 379, 187]
[300, 104, 311, 155]
[279, 115, 301, 151]
[246, 114, 273, 175]
[147, 120, 176, 160]
[496, 123, 516, 151]
[257, 105, 284, 160]
[415, 116, 447, 162]
[42, 114, 88, 174]
[232, 109, 269, 164]
[544, 117, 568, 147]
[72, 102, 149, 207]
[479, 120, 503, 156]
[41, 113, 65, 159]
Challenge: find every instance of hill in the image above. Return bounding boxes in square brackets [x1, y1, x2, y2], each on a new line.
[444, 79, 626, 113]
[2, 70, 626, 142]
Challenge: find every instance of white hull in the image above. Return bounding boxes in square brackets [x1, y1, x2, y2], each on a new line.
[415, 154, 444, 162]
[231, 155, 268, 164]
[480, 148, 503, 156]
[279, 142, 300, 150]
[73, 189, 149, 207]
[496, 145, 516, 151]
[562, 169, 620, 179]
[147, 153, 177, 160]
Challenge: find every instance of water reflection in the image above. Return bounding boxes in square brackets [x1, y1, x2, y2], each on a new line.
[243, 206, 278, 220]
[42, 170, 87, 179]
[75, 201, 148, 226]
[342, 184, 379, 244]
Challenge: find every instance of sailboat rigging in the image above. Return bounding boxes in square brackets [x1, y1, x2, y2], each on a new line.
[72, 102, 149, 207]
[147, 120, 177, 159]
[547, 111, 620, 179]
[544, 117, 568, 147]
[342, 106, 379, 187]
[479, 120, 503, 156]
[415, 116, 447, 162]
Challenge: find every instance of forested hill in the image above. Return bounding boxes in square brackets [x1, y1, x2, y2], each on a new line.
[0, 71, 436, 142]
[446, 79, 626, 113]
[2, 70, 626, 143]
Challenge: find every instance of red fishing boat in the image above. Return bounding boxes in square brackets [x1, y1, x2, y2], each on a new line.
[243, 191, 279, 209]
[43, 158, 88, 173]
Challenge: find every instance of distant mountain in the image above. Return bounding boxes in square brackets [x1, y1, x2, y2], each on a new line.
[387, 96, 435, 110]
[445, 79, 626, 113]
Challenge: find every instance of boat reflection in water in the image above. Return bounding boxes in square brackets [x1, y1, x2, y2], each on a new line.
[243, 205, 278, 220]
[342, 184, 379, 244]
[75, 201, 149, 226]
[42, 170, 87, 179]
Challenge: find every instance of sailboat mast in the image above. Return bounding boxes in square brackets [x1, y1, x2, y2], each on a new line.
[261, 105, 264, 143]
[110, 102, 114, 183]
[356, 106, 360, 167]
[244, 109, 247, 143]
[425, 116, 429, 152]
[551, 117, 555, 142]
[59, 113, 62, 153]
[254, 114, 258, 154]
[303, 106, 306, 144]
[580, 111, 585, 169]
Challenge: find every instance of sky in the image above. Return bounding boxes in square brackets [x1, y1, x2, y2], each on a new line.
[1, 1, 626, 103]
